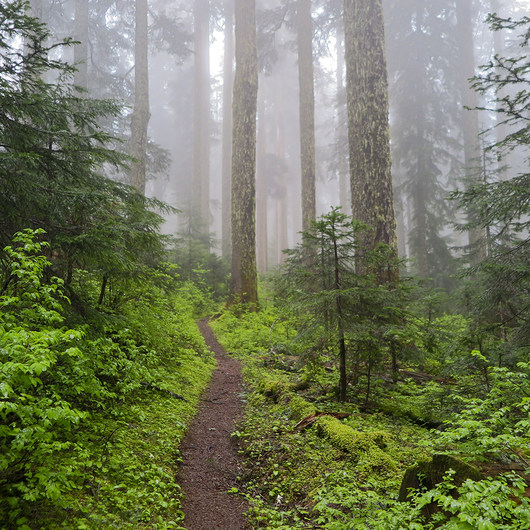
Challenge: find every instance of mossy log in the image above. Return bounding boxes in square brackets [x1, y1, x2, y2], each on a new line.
[316, 416, 396, 472]
[257, 379, 397, 473]
[256, 378, 294, 402]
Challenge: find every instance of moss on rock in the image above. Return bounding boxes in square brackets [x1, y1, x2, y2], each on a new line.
[398, 453, 484, 502]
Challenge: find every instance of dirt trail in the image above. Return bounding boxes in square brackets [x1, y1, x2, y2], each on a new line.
[177, 318, 249, 530]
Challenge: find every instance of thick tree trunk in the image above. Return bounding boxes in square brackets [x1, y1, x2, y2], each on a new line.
[193, 0, 211, 230]
[222, 0, 234, 259]
[230, 0, 258, 306]
[297, 0, 316, 231]
[73, 0, 89, 90]
[343, 0, 398, 281]
[457, 0, 487, 264]
[256, 92, 268, 274]
[130, 0, 150, 194]
[275, 104, 289, 265]
[336, 21, 350, 214]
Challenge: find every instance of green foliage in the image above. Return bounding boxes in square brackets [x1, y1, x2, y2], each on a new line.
[171, 206, 230, 301]
[211, 301, 294, 357]
[213, 314, 429, 528]
[0, 230, 89, 516]
[379, 471, 530, 529]
[432, 362, 530, 464]
[276, 208, 409, 402]
[214, 287, 529, 528]
[0, 0, 171, 288]
[0, 229, 215, 527]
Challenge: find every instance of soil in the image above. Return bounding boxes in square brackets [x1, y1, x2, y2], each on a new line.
[177, 318, 249, 530]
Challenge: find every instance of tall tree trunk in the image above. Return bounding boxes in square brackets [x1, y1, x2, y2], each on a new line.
[73, 0, 89, 90]
[343, 0, 397, 281]
[297, 0, 316, 231]
[230, 0, 258, 306]
[336, 20, 349, 214]
[24, 0, 43, 61]
[257, 91, 268, 274]
[130, 0, 150, 194]
[222, 0, 234, 258]
[193, 0, 211, 230]
[275, 103, 289, 265]
[457, 0, 487, 263]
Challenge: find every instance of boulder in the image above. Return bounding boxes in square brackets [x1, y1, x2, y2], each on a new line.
[399, 453, 483, 503]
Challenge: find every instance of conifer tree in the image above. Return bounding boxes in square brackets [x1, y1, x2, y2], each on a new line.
[384, 0, 459, 286]
[230, 0, 258, 306]
[130, 0, 150, 194]
[343, 0, 397, 281]
[0, 0, 167, 285]
[297, 0, 316, 231]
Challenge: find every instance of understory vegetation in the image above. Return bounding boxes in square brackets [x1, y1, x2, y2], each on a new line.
[211, 292, 530, 529]
[0, 230, 216, 528]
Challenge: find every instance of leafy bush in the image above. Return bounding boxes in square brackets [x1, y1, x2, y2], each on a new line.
[0, 230, 89, 521]
[0, 229, 215, 527]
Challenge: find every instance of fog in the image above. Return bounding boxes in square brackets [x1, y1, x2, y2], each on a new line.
[29, 0, 529, 285]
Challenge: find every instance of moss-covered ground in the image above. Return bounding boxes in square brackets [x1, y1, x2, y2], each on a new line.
[211, 311, 434, 528]
[211, 302, 530, 529]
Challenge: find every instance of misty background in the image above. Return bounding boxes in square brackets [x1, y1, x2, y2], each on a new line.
[28, 0, 529, 287]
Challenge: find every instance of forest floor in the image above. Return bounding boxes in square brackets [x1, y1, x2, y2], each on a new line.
[177, 318, 249, 529]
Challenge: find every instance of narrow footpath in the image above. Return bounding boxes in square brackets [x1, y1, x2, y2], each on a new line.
[177, 318, 249, 530]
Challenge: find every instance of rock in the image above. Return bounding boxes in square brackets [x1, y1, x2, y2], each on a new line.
[398, 453, 484, 502]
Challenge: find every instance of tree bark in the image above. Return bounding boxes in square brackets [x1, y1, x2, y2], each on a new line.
[343, 0, 398, 281]
[73, 0, 89, 90]
[222, 0, 234, 259]
[297, 0, 316, 231]
[230, 0, 258, 306]
[336, 20, 350, 214]
[257, 91, 268, 274]
[130, 0, 150, 194]
[193, 0, 211, 230]
[456, 0, 487, 264]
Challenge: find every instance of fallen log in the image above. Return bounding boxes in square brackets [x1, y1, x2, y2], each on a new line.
[294, 411, 351, 431]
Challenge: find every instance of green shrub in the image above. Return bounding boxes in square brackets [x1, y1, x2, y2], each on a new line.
[0, 229, 215, 527]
